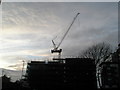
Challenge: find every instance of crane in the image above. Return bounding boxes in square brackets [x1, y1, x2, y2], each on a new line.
[51, 13, 80, 59]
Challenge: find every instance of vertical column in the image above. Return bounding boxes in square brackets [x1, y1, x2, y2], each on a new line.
[0, 1, 2, 90]
[118, 1, 120, 88]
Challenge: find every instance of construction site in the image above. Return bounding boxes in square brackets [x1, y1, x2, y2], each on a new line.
[23, 13, 97, 89]
[1, 12, 120, 90]
[24, 13, 119, 90]
[26, 13, 97, 89]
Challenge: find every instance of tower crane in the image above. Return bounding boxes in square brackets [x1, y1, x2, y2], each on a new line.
[51, 13, 80, 59]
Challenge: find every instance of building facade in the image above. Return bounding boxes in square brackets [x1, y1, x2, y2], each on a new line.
[26, 58, 97, 89]
[97, 44, 120, 89]
[99, 62, 119, 89]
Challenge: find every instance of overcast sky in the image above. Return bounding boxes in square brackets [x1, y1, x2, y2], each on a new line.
[0, 2, 118, 72]
[2, 0, 120, 2]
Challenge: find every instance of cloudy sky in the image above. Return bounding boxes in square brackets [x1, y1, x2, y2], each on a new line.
[0, 1, 118, 73]
[2, 0, 120, 2]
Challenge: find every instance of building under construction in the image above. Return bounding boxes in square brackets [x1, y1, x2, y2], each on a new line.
[25, 58, 97, 89]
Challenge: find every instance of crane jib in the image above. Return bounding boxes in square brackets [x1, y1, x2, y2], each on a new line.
[51, 13, 80, 59]
[57, 13, 80, 48]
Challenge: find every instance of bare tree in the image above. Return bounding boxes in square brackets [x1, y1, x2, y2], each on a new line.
[79, 42, 112, 65]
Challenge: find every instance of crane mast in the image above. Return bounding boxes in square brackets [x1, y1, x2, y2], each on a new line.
[51, 13, 80, 59]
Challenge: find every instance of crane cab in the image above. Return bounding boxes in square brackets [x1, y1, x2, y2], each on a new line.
[51, 49, 62, 53]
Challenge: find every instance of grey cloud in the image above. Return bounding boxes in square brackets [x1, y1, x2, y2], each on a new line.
[0, 1, 119, 82]
[1, 2, 118, 69]
[3, 2, 64, 30]
[3, 0, 120, 2]
[1, 68, 22, 82]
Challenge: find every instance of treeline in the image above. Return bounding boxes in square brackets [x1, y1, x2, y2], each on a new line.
[1, 75, 31, 90]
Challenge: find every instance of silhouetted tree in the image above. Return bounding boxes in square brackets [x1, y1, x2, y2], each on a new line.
[2, 75, 11, 83]
[2, 75, 13, 90]
[2, 75, 31, 90]
[79, 42, 112, 65]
